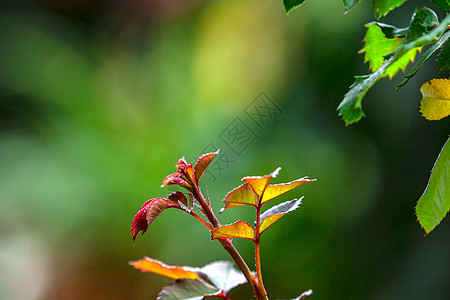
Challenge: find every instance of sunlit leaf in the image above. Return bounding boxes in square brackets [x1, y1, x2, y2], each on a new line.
[283, 0, 307, 14]
[431, 0, 450, 10]
[260, 198, 302, 234]
[129, 257, 200, 280]
[373, 0, 407, 19]
[211, 221, 255, 240]
[360, 23, 420, 79]
[397, 31, 450, 89]
[242, 167, 281, 196]
[194, 150, 219, 183]
[338, 14, 450, 125]
[420, 79, 450, 120]
[131, 197, 171, 242]
[158, 279, 218, 300]
[343, 0, 361, 12]
[199, 261, 247, 292]
[261, 178, 316, 205]
[416, 137, 450, 234]
[437, 39, 450, 71]
[221, 183, 258, 211]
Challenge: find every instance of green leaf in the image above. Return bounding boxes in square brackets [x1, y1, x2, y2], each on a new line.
[338, 14, 450, 125]
[437, 38, 450, 71]
[373, 0, 407, 19]
[397, 31, 450, 90]
[260, 198, 303, 234]
[221, 183, 258, 211]
[211, 221, 255, 240]
[343, 0, 361, 12]
[158, 279, 218, 300]
[431, 0, 450, 10]
[404, 8, 439, 44]
[360, 23, 420, 79]
[416, 137, 450, 234]
[372, 22, 409, 38]
[283, 0, 307, 14]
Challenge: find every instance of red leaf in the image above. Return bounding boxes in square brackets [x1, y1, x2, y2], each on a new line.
[131, 197, 170, 242]
[194, 150, 219, 183]
[168, 191, 188, 207]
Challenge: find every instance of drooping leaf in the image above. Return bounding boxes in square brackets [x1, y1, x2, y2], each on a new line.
[158, 279, 218, 300]
[261, 178, 315, 205]
[130, 257, 200, 280]
[260, 198, 303, 234]
[168, 191, 188, 207]
[131, 197, 172, 242]
[283, 0, 307, 14]
[199, 261, 248, 293]
[221, 183, 258, 211]
[338, 14, 450, 125]
[360, 23, 420, 79]
[277, 289, 313, 300]
[397, 31, 450, 89]
[437, 39, 450, 71]
[343, 0, 361, 12]
[242, 167, 281, 196]
[416, 137, 450, 234]
[373, 0, 407, 19]
[404, 8, 439, 44]
[194, 150, 219, 183]
[420, 79, 450, 120]
[211, 221, 255, 241]
[431, 0, 450, 10]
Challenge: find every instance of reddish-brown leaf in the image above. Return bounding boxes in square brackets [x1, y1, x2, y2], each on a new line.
[167, 191, 188, 206]
[211, 221, 255, 240]
[221, 183, 258, 212]
[242, 167, 281, 196]
[261, 177, 316, 205]
[194, 150, 219, 183]
[131, 197, 170, 242]
[129, 257, 200, 280]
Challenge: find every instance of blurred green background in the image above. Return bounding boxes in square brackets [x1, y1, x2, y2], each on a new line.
[0, 0, 449, 299]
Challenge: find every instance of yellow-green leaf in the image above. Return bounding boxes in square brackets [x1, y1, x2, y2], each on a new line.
[211, 221, 255, 240]
[360, 23, 420, 79]
[242, 167, 281, 196]
[261, 177, 316, 205]
[420, 79, 450, 120]
[129, 257, 200, 280]
[221, 183, 257, 211]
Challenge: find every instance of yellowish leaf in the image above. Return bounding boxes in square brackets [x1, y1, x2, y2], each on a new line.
[211, 221, 255, 240]
[242, 167, 281, 196]
[261, 177, 316, 205]
[129, 257, 200, 280]
[420, 79, 450, 120]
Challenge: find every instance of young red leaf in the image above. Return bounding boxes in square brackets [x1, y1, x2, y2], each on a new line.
[259, 198, 303, 234]
[242, 167, 281, 196]
[211, 220, 255, 241]
[168, 191, 188, 207]
[131, 197, 171, 242]
[129, 257, 200, 280]
[221, 183, 258, 212]
[261, 177, 316, 205]
[194, 150, 219, 183]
